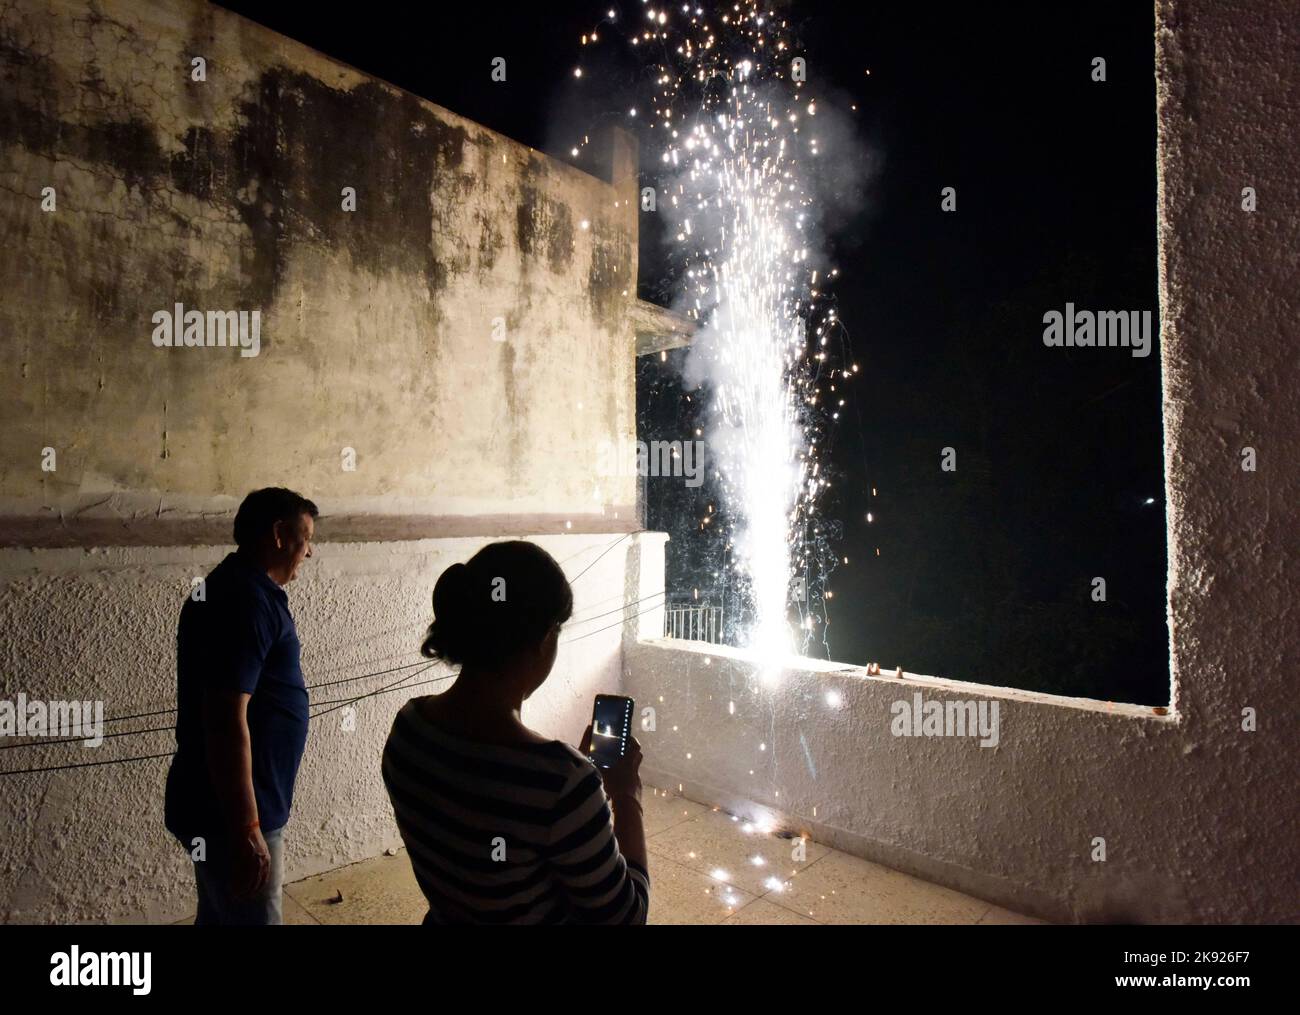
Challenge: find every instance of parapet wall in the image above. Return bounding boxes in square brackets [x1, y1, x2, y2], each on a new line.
[0, 0, 641, 546]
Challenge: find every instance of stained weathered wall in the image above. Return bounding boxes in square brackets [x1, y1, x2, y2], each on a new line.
[626, 0, 1300, 924]
[0, 0, 640, 545]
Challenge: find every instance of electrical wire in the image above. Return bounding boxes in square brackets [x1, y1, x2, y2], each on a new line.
[567, 531, 635, 583]
[556, 531, 634, 567]
[69, 534, 645, 731]
[308, 661, 440, 719]
[92, 657, 431, 728]
[0, 664, 455, 778]
[564, 590, 665, 626]
[0, 549, 674, 776]
[559, 598, 668, 645]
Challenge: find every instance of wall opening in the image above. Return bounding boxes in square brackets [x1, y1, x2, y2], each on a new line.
[635, 4, 1169, 707]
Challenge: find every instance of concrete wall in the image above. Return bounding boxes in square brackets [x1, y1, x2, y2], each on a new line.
[0, 532, 658, 923]
[0, 0, 653, 923]
[0, 0, 640, 546]
[626, 0, 1300, 924]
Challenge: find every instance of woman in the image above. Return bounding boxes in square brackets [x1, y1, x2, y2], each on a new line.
[382, 540, 649, 924]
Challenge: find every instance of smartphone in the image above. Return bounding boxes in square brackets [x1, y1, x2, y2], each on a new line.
[588, 694, 634, 769]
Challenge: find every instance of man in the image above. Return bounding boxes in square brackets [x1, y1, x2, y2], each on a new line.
[165, 487, 317, 925]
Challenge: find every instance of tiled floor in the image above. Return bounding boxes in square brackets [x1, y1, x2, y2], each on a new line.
[183, 787, 1046, 925]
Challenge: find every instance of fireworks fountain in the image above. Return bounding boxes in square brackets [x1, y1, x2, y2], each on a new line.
[577, 3, 854, 671]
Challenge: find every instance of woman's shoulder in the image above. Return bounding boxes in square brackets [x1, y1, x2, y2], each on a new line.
[392, 697, 587, 768]
[512, 725, 559, 748]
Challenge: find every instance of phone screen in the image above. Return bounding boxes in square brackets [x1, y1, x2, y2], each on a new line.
[588, 694, 634, 769]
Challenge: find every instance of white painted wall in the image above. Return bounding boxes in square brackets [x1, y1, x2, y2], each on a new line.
[0, 532, 657, 923]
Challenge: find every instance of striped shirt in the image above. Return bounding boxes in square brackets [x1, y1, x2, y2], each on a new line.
[381, 697, 650, 925]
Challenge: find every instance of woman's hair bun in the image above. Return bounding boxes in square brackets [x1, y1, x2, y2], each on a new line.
[419, 542, 574, 668]
[423, 563, 470, 662]
[433, 563, 469, 612]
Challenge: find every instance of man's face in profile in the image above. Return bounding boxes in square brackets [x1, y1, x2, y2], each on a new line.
[269, 512, 314, 585]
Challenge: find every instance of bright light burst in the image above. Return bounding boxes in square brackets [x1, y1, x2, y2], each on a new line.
[579, 2, 849, 666]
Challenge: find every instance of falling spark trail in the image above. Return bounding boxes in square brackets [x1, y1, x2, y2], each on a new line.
[576, 2, 853, 670]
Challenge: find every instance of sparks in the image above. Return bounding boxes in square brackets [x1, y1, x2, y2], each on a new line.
[587, 2, 848, 669]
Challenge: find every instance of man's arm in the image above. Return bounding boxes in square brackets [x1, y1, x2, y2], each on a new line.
[202, 686, 269, 897]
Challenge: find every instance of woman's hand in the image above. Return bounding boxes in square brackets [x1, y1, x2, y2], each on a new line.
[601, 735, 643, 804]
[577, 725, 643, 803]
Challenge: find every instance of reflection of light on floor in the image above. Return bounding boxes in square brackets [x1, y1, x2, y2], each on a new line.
[656, 791, 814, 915]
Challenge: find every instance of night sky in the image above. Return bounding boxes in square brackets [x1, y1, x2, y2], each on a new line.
[218, 1, 1168, 706]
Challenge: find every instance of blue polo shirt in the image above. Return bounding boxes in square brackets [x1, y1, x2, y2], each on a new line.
[165, 552, 310, 843]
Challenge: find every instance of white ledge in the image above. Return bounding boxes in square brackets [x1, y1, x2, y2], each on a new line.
[633, 636, 1173, 721]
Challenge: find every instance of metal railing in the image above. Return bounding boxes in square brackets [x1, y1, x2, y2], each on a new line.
[663, 603, 723, 644]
